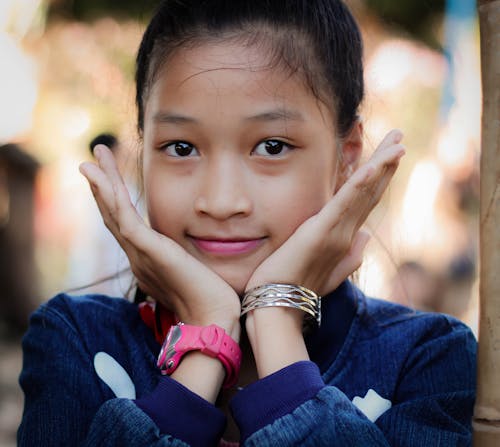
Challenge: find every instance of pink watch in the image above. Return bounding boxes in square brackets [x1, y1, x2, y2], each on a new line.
[157, 323, 242, 389]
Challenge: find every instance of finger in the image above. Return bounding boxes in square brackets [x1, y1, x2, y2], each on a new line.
[356, 129, 404, 183]
[331, 162, 399, 243]
[320, 140, 404, 229]
[368, 162, 399, 207]
[81, 167, 190, 293]
[373, 129, 403, 155]
[80, 175, 178, 292]
[93, 145, 125, 188]
[312, 135, 403, 262]
[349, 154, 401, 219]
[85, 148, 196, 268]
[336, 132, 405, 207]
[93, 145, 133, 214]
[80, 160, 118, 198]
[80, 159, 147, 261]
[353, 136, 405, 212]
[93, 146, 148, 245]
[363, 139, 405, 179]
[79, 161, 121, 231]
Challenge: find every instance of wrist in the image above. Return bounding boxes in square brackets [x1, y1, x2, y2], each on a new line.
[205, 313, 241, 343]
[178, 308, 241, 342]
[245, 307, 309, 378]
[170, 352, 227, 402]
[241, 283, 321, 328]
[158, 322, 242, 389]
[245, 305, 303, 337]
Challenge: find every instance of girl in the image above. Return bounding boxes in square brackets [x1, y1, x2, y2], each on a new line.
[18, 0, 476, 445]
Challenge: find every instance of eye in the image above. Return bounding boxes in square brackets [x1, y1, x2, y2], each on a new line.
[252, 139, 293, 157]
[163, 141, 199, 157]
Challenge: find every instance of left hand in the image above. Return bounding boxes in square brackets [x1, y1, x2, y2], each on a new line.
[246, 129, 405, 296]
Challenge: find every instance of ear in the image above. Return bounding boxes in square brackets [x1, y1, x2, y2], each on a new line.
[336, 119, 363, 191]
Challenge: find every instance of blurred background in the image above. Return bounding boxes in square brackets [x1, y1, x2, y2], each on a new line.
[0, 0, 481, 445]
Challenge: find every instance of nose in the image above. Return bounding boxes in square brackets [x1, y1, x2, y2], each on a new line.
[194, 155, 253, 219]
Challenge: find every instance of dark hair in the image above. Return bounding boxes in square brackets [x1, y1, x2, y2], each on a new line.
[89, 133, 118, 156]
[135, 0, 364, 138]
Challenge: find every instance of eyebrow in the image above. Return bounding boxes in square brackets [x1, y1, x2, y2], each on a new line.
[153, 108, 305, 125]
[244, 108, 305, 123]
[153, 112, 198, 125]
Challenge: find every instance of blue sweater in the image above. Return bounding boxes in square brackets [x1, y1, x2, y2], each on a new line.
[18, 281, 476, 446]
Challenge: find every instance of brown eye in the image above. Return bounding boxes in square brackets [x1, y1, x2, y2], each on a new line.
[253, 139, 292, 157]
[164, 141, 199, 157]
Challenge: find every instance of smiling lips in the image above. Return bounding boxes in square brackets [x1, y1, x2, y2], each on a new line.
[190, 236, 265, 255]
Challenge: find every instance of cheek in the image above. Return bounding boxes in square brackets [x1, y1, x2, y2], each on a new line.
[261, 170, 334, 240]
[143, 166, 187, 235]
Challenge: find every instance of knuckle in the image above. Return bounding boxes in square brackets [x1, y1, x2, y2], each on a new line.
[339, 232, 354, 253]
[328, 235, 350, 255]
[119, 221, 136, 242]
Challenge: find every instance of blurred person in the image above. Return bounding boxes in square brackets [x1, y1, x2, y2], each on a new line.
[64, 133, 135, 297]
[0, 144, 39, 336]
[441, 251, 476, 322]
[388, 261, 441, 312]
[89, 133, 118, 156]
[389, 254, 476, 328]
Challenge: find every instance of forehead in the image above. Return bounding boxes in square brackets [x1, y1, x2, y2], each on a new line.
[144, 41, 334, 127]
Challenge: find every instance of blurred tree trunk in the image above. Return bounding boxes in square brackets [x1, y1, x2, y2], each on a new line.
[473, 0, 500, 445]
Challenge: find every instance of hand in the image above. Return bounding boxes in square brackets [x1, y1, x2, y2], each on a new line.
[247, 129, 405, 297]
[79, 145, 240, 336]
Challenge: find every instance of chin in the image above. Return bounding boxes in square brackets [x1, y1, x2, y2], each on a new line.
[213, 267, 251, 297]
[226, 276, 248, 297]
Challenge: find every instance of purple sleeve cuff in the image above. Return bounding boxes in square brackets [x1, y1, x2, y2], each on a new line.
[230, 361, 325, 441]
[135, 376, 226, 447]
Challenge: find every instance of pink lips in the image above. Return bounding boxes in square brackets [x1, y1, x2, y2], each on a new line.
[190, 237, 264, 255]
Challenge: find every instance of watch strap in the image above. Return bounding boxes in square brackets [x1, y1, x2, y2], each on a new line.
[158, 323, 242, 389]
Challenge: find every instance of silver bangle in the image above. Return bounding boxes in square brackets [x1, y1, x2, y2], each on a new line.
[241, 283, 321, 327]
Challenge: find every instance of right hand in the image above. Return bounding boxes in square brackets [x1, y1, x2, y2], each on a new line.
[79, 145, 240, 336]
[247, 129, 405, 297]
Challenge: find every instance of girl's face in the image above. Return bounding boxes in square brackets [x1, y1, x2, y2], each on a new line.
[142, 42, 342, 294]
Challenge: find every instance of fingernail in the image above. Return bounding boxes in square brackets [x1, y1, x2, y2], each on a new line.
[360, 232, 371, 248]
[364, 165, 375, 181]
[79, 163, 88, 176]
[394, 130, 404, 143]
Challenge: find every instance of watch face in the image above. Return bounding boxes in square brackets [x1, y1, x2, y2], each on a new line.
[158, 324, 183, 371]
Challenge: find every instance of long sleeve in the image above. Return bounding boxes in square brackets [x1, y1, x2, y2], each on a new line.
[18, 291, 476, 446]
[17, 295, 225, 446]
[232, 363, 391, 446]
[135, 376, 226, 446]
[231, 309, 476, 446]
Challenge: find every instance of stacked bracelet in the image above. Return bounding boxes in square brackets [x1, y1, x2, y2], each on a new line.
[241, 283, 321, 327]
